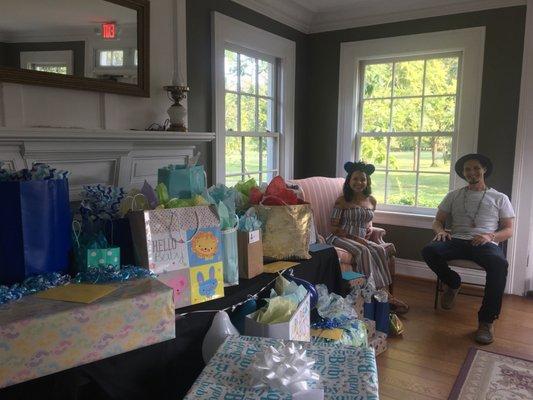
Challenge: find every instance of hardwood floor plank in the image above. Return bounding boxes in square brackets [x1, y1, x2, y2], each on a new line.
[377, 276, 533, 399]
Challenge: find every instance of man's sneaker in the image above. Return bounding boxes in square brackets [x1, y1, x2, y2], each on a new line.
[475, 322, 494, 344]
[441, 283, 460, 310]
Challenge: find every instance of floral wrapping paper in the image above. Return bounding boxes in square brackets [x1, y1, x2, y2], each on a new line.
[0, 278, 175, 388]
[185, 335, 379, 400]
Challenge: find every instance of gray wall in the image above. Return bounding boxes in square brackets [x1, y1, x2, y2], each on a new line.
[4, 41, 86, 77]
[186, 0, 309, 182]
[186, 4, 526, 261]
[300, 7, 525, 260]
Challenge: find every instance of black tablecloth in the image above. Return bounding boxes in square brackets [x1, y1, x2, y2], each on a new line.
[1, 245, 344, 400]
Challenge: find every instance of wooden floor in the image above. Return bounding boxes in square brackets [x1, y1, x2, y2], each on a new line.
[376, 275, 533, 400]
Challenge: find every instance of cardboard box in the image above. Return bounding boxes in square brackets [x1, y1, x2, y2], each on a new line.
[0, 278, 175, 388]
[245, 293, 310, 342]
[184, 335, 379, 399]
[237, 230, 264, 279]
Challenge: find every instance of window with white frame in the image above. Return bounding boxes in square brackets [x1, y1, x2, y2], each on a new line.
[337, 28, 485, 220]
[213, 12, 295, 185]
[357, 53, 460, 209]
[223, 48, 278, 186]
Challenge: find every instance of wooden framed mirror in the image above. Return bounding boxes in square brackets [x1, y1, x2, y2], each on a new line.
[0, 0, 149, 97]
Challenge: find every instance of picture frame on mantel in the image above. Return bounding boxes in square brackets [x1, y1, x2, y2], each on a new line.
[0, 0, 150, 97]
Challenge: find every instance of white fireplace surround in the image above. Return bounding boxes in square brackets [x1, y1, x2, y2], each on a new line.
[0, 128, 214, 201]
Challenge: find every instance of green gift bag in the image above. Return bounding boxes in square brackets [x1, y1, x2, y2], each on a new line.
[158, 165, 206, 199]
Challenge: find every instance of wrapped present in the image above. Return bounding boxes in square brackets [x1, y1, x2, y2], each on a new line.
[0, 278, 174, 388]
[369, 331, 388, 356]
[87, 247, 120, 268]
[184, 335, 379, 399]
[342, 271, 366, 289]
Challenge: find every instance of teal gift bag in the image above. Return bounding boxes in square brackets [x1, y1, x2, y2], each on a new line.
[158, 165, 206, 199]
[221, 227, 239, 286]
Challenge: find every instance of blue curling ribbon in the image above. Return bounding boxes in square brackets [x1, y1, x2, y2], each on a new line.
[311, 315, 351, 330]
[73, 265, 155, 284]
[0, 266, 154, 305]
[0, 273, 71, 305]
[80, 184, 126, 222]
[0, 163, 69, 182]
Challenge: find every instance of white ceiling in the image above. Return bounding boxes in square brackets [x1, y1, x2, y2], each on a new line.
[232, 0, 526, 33]
[0, 0, 136, 34]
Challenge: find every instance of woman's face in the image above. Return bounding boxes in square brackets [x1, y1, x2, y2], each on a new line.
[349, 171, 367, 193]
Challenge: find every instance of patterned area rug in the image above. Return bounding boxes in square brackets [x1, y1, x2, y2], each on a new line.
[449, 347, 533, 400]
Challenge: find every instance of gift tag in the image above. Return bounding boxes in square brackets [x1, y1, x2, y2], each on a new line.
[249, 230, 260, 244]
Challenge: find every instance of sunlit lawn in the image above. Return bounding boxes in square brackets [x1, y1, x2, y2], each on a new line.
[226, 149, 450, 208]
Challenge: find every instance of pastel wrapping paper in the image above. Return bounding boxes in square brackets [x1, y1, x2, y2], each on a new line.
[0, 278, 175, 388]
[184, 335, 379, 400]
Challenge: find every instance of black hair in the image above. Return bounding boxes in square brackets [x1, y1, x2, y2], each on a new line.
[343, 170, 372, 202]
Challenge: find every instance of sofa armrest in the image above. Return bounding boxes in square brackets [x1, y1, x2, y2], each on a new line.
[368, 226, 386, 244]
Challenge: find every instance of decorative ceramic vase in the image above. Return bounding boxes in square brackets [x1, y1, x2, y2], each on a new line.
[163, 85, 189, 131]
[202, 310, 239, 363]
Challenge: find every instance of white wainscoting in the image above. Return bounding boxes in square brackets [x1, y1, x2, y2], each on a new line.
[0, 128, 214, 201]
[396, 257, 486, 286]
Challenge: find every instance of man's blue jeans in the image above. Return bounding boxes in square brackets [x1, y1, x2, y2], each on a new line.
[421, 238, 508, 323]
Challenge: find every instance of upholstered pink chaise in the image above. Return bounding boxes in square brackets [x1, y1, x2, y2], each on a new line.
[288, 177, 395, 289]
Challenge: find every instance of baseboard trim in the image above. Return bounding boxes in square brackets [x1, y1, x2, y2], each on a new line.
[396, 258, 486, 286]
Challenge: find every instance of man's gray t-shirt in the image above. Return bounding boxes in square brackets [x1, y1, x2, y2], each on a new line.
[438, 187, 515, 240]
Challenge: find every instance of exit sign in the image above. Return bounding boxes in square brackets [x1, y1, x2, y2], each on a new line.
[102, 23, 116, 39]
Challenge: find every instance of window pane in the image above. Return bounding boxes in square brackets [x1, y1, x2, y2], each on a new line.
[389, 137, 417, 171]
[359, 137, 387, 168]
[393, 60, 424, 97]
[100, 51, 112, 66]
[261, 137, 277, 171]
[423, 96, 456, 132]
[363, 63, 392, 98]
[371, 171, 385, 204]
[261, 171, 277, 185]
[392, 98, 422, 132]
[418, 173, 450, 208]
[225, 50, 238, 91]
[240, 95, 256, 131]
[425, 57, 459, 95]
[258, 98, 273, 132]
[244, 136, 260, 174]
[240, 54, 256, 94]
[419, 136, 452, 172]
[387, 172, 416, 206]
[225, 93, 238, 131]
[361, 99, 391, 132]
[244, 173, 260, 183]
[258, 59, 273, 97]
[33, 65, 67, 75]
[226, 175, 243, 187]
[225, 136, 242, 175]
[112, 51, 123, 66]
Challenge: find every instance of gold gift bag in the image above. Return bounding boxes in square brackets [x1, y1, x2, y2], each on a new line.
[256, 204, 312, 260]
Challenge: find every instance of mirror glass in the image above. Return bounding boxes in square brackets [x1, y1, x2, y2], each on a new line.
[0, 0, 138, 84]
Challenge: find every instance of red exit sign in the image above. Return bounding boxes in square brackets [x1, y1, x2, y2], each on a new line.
[102, 22, 116, 39]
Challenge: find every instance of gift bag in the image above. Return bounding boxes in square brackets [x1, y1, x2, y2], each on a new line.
[129, 205, 224, 307]
[364, 297, 390, 335]
[104, 218, 136, 265]
[255, 203, 312, 260]
[158, 165, 206, 199]
[222, 227, 239, 286]
[0, 179, 71, 285]
[237, 230, 263, 279]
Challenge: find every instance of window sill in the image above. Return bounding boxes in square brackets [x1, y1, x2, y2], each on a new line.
[373, 210, 434, 229]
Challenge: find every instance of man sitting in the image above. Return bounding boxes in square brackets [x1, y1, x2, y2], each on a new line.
[421, 154, 515, 344]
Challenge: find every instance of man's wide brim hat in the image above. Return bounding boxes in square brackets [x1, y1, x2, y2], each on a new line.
[454, 153, 493, 180]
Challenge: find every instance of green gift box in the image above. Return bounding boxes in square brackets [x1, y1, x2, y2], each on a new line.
[87, 247, 120, 268]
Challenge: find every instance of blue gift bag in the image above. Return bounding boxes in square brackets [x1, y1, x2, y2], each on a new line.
[221, 227, 239, 286]
[0, 179, 71, 285]
[364, 297, 390, 335]
[158, 165, 206, 199]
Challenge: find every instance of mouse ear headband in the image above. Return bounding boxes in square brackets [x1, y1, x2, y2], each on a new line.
[344, 161, 375, 176]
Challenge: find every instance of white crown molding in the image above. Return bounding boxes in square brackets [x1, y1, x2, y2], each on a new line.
[232, 0, 525, 34]
[231, 0, 313, 33]
[310, 0, 526, 33]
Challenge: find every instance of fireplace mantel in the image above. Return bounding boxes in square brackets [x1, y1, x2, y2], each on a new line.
[0, 128, 215, 200]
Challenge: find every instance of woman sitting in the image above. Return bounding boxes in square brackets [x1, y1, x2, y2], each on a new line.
[326, 161, 409, 314]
